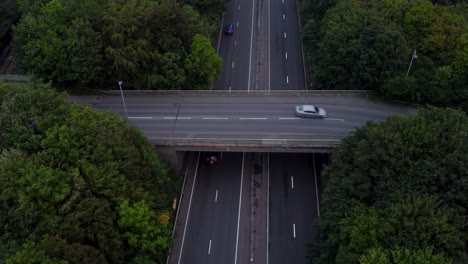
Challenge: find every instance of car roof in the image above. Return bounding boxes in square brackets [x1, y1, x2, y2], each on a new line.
[300, 105, 317, 111]
[226, 24, 233, 28]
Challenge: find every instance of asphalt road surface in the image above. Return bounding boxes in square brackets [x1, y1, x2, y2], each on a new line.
[269, 153, 322, 264]
[72, 94, 413, 146]
[173, 152, 327, 264]
[179, 152, 244, 264]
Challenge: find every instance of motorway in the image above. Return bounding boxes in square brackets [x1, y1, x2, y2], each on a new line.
[169, 151, 327, 264]
[69, 0, 412, 260]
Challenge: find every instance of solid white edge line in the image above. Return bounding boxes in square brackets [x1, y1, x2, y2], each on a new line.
[215, 189, 218, 202]
[147, 136, 341, 142]
[216, 13, 224, 54]
[208, 240, 212, 255]
[240, 117, 268, 120]
[268, 0, 271, 92]
[266, 153, 270, 264]
[291, 176, 294, 189]
[247, 0, 255, 92]
[166, 166, 189, 264]
[234, 153, 245, 264]
[211, 12, 224, 91]
[178, 152, 201, 264]
[324, 118, 345, 121]
[293, 224, 296, 238]
[312, 154, 320, 217]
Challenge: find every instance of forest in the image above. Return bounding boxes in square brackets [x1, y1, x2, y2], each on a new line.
[299, 0, 468, 111]
[6, 0, 223, 90]
[309, 106, 468, 264]
[0, 82, 180, 263]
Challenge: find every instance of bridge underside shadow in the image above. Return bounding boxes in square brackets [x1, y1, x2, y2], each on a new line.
[155, 143, 335, 173]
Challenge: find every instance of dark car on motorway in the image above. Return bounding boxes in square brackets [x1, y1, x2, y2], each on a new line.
[225, 24, 234, 35]
[204, 152, 219, 165]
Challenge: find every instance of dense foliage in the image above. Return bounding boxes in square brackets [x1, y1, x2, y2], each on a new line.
[13, 0, 223, 90]
[0, 0, 17, 50]
[0, 82, 180, 263]
[299, 0, 468, 111]
[311, 107, 468, 264]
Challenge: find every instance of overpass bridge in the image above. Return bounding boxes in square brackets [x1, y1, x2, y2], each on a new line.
[69, 90, 414, 169]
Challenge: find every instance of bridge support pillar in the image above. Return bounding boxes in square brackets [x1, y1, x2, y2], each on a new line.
[155, 147, 186, 173]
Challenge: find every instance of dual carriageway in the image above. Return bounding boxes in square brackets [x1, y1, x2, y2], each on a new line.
[70, 0, 412, 262]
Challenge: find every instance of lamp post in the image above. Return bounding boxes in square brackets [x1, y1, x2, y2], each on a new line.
[118, 81, 128, 118]
[405, 49, 418, 79]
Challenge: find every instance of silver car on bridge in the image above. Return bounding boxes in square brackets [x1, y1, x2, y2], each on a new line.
[295, 105, 327, 118]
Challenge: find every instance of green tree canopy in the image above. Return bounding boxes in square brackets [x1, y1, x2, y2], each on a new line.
[184, 34, 222, 89]
[13, 0, 218, 90]
[0, 82, 179, 263]
[311, 106, 468, 263]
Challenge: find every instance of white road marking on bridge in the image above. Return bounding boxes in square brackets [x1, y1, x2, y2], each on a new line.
[324, 118, 344, 121]
[282, 0, 284, 3]
[237, 22, 239, 27]
[283, 14, 285, 20]
[285, 52, 287, 59]
[235, 41, 237, 47]
[240, 117, 268, 120]
[203, 117, 229, 120]
[286, 76, 289, 84]
[177, 117, 191, 120]
[279, 117, 300, 120]
[128, 116, 152, 119]
[164, 117, 177, 119]
[232, 61, 235, 68]
[293, 224, 296, 238]
[284, 32, 287, 38]
[291, 176, 294, 189]
[208, 240, 212, 255]
[215, 189, 218, 202]
[178, 153, 201, 264]
[238, 4, 240, 10]
[234, 153, 245, 264]
[312, 155, 320, 217]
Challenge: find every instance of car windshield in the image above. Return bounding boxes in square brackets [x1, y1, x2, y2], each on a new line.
[314, 106, 319, 113]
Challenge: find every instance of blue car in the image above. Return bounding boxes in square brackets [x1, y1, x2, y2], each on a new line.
[225, 24, 234, 35]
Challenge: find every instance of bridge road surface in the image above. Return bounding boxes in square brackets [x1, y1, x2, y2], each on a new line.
[179, 152, 244, 264]
[71, 94, 413, 145]
[270, 0, 305, 90]
[212, 0, 254, 91]
[269, 153, 320, 264]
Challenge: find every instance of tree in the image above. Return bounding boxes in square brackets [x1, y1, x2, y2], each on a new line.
[360, 247, 452, 264]
[0, 83, 178, 262]
[312, 106, 468, 263]
[6, 241, 66, 264]
[184, 34, 222, 89]
[118, 200, 171, 259]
